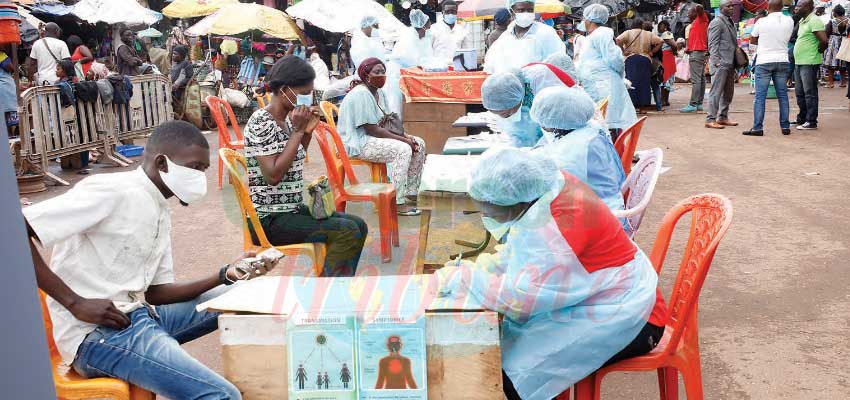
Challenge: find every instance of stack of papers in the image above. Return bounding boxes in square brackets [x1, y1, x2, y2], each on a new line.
[418, 155, 481, 193]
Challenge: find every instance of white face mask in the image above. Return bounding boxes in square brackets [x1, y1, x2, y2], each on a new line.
[495, 107, 522, 124]
[370, 28, 381, 39]
[482, 216, 515, 241]
[160, 156, 207, 204]
[514, 12, 535, 28]
[541, 128, 556, 144]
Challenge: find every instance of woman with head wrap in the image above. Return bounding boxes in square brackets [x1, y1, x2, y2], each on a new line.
[337, 57, 427, 215]
[245, 55, 367, 277]
[436, 147, 666, 400]
[576, 4, 637, 134]
[483, 0, 566, 74]
[351, 15, 387, 69]
[530, 86, 626, 215]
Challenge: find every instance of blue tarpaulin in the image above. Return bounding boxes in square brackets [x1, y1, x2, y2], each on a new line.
[29, 2, 74, 17]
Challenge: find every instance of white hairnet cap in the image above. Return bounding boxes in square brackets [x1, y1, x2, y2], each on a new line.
[482, 72, 524, 111]
[506, 0, 537, 8]
[470, 147, 559, 206]
[410, 9, 429, 28]
[360, 15, 379, 28]
[544, 53, 577, 78]
[582, 4, 610, 24]
[530, 86, 596, 130]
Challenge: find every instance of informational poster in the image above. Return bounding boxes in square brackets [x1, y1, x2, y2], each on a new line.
[356, 315, 427, 400]
[288, 315, 358, 400]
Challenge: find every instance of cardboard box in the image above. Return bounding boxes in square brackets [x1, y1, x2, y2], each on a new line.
[404, 122, 467, 154]
[220, 312, 502, 400]
[403, 102, 467, 123]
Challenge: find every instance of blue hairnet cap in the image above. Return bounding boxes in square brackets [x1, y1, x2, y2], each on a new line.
[544, 53, 577, 78]
[582, 4, 610, 24]
[469, 147, 559, 206]
[506, 0, 537, 9]
[494, 8, 511, 24]
[530, 86, 595, 130]
[410, 9, 429, 28]
[482, 72, 524, 111]
[360, 15, 379, 28]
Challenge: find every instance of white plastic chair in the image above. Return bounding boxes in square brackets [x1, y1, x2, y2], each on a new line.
[612, 147, 664, 238]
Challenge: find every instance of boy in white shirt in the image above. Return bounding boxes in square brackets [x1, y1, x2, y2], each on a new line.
[24, 121, 278, 399]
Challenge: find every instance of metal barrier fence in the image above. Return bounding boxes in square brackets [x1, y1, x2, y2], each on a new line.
[18, 75, 172, 185]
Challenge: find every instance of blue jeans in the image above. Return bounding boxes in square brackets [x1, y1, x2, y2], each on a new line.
[752, 62, 790, 131]
[72, 286, 241, 400]
[794, 64, 819, 124]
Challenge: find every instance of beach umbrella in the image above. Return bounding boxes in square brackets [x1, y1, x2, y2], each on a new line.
[185, 3, 301, 41]
[285, 0, 405, 39]
[459, 0, 569, 20]
[72, 0, 162, 26]
[137, 27, 162, 38]
[162, 0, 238, 19]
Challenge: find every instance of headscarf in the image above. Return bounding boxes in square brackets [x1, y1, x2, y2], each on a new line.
[172, 45, 189, 60]
[351, 57, 384, 89]
[89, 61, 110, 80]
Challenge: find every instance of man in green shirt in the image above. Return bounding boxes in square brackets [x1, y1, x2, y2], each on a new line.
[792, 0, 828, 130]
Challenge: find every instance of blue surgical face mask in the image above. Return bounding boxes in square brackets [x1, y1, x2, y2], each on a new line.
[370, 28, 381, 39]
[444, 14, 457, 25]
[286, 87, 313, 107]
[481, 216, 514, 241]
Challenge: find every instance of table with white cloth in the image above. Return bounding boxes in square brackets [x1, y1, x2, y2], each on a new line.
[416, 155, 493, 273]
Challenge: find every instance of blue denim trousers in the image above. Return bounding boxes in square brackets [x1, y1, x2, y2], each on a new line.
[752, 62, 790, 131]
[72, 286, 241, 400]
[794, 64, 819, 124]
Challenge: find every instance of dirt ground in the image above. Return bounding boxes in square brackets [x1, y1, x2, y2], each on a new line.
[22, 82, 850, 399]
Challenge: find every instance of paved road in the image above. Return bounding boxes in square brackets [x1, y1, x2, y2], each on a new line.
[24, 83, 850, 398]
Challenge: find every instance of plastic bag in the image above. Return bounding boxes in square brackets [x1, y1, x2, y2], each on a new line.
[223, 88, 250, 108]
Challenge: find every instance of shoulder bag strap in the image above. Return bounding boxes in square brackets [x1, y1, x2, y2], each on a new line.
[42, 38, 60, 62]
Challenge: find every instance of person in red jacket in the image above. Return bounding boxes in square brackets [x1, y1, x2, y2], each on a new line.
[681, 4, 709, 113]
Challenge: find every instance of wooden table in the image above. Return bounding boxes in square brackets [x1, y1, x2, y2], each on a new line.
[416, 155, 491, 273]
[198, 276, 503, 400]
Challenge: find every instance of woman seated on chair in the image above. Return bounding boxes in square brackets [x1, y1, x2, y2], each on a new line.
[530, 86, 626, 214]
[435, 148, 667, 400]
[337, 57, 426, 216]
[244, 55, 367, 277]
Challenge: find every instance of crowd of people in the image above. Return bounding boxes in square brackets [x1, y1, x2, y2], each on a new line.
[17, 0, 850, 399]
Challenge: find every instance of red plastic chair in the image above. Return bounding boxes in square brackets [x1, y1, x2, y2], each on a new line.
[320, 101, 388, 184]
[206, 96, 245, 189]
[313, 122, 399, 262]
[39, 290, 154, 400]
[570, 194, 733, 400]
[614, 116, 647, 175]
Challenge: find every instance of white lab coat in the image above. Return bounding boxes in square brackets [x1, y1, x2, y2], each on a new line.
[350, 29, 387, 68]
[431, 19, 473, 64]
[484, 21, 566, 74]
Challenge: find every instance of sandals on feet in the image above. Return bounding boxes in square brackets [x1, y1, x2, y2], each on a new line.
[398, 207, 422, 216]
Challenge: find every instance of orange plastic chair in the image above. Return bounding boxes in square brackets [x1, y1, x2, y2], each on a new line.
[570, 194, 734, 400]
[219, 148, 326, 276]
[613, 116, 647, 175]
[320, 101, 388, 184]
[206, 96, 245, 190]
[596, 97, 610, 120]
[39, 290, 154, 400]
[313, 122, 399, 262]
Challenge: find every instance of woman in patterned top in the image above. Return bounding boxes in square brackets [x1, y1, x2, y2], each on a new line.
[244, 55, 367, 277]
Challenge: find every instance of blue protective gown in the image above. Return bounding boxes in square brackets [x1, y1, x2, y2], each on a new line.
[532, 120, 625, 213]
[577, 27, 637, 130]
[437, 172, 657, 400]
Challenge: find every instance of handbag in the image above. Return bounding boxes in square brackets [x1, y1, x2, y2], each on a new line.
[305, 176, 335, 220]
[837, 37, 850, 63]
[734, 46, 749, 69]
[374, 91, 405, 136]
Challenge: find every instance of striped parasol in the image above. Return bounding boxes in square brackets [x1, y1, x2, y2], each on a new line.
[458, 0, 569, 20]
